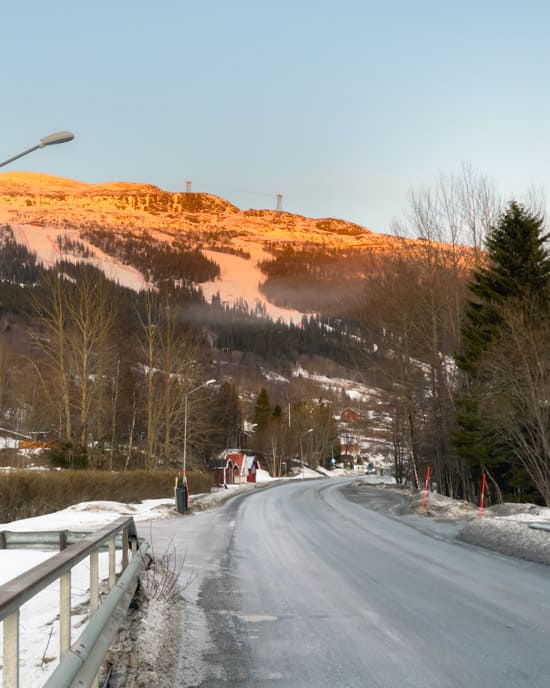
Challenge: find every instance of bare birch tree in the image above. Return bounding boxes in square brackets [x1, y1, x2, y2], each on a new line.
[481, 298, 550, 505]
[137, 293, 200, 469]
[30, 265, 117, 464]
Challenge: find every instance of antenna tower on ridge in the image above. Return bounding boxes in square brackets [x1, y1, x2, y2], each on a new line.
[185, 180, 192, 193]
[276, 193, 283, 211]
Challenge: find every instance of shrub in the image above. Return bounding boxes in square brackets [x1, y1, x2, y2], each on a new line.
[0, 469, 215, 522]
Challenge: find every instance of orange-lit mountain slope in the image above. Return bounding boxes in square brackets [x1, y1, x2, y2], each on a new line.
[0, 173, 471, 322]
[0, 171, 389, 249]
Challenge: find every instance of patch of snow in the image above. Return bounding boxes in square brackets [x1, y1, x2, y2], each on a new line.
[200, 248, 308, 325]
[292, 366, 382, 402]
[262, 368, 289, 383]
[11, 223, 154, 292]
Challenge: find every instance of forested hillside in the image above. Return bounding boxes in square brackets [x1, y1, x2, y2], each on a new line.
[1, 167, 550, 510]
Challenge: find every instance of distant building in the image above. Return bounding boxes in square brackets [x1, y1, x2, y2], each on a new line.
[340, 407, 365, 423]
[207, 455, 238, 486]
[208, 450, 260, 486]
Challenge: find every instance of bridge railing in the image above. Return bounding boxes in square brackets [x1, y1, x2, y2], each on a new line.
[0, 516, 149, 688]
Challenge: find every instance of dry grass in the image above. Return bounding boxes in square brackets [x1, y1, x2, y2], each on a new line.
[0, 469, 215, 522]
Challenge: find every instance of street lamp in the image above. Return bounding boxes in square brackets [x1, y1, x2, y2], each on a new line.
[182, 378, 216, 484]
[0, 130, 75, 168]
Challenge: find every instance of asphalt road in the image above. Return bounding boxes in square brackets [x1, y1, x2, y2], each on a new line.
[151, 479, 550, 687]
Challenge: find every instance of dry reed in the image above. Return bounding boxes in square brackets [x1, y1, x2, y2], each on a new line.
[0, 469, 215, 522]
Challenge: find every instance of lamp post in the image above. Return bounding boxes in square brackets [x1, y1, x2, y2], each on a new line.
[0, 131, 75, 168]
[182, 378, 216, 484]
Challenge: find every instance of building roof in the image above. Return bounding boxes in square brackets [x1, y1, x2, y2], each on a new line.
[245, 455, 258, 469]
[208, 457, 235, 469]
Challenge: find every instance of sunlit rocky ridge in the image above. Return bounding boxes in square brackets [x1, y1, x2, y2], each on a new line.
[0, 171, 401, 250]
[0, 172, 469, 321]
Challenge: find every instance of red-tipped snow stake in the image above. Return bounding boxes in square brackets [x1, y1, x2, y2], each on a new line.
[480, 472, 487, 518]
[421, 466, 432, 510]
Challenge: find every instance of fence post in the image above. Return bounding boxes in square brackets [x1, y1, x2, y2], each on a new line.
[122, 526, 129, 570]
[109, 537, 116, 589]
[60, 571, 71, 657]
[59, 530, 68, 550]
[90, 550, 99, 614]
[3, 610, 20, 688]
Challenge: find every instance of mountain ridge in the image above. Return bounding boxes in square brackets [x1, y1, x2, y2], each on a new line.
[0, 171, 379, 246]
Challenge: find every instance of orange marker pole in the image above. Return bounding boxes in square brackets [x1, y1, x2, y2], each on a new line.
[421, 466, 432, 509]
[480, 472, 487, 518]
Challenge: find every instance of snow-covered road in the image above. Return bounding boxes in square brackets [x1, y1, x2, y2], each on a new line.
[154, 479, 550, 687]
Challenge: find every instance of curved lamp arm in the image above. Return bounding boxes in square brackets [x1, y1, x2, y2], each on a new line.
[0, 131, 74, 169]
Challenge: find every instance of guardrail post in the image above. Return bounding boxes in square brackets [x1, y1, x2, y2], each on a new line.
[59, 530, 68, 550]
[109, 537, 116, 589]
[0, 516, 139, 686]
[3, 610, 19, 687]
[60, 571, 71, 657]
[122, 526, 129, 570]
[90, 550, 99, 614]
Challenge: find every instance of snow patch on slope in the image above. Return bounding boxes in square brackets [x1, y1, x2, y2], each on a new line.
[200, 246, 309, 325]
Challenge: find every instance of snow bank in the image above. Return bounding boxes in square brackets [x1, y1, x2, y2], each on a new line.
[458, 518, 550, 565]
[358, 481, 550, 566]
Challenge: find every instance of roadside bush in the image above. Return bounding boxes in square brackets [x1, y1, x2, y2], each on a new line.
[0, 469, 215, 522]
[47, 442, 89, 469]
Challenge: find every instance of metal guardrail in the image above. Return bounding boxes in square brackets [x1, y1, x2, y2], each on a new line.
[0, 529, 129, 551]
[0, 516, 150, 688]
[528, 522, 550, 532]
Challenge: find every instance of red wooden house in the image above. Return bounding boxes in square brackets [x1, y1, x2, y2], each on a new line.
[208, 451, 260, 486]
[208, 455, 238, 486]
[226, 452, 259, 484]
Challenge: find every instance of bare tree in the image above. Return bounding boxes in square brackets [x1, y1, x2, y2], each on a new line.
[481, 297, 550, 505]
[406, 163, 499, 255]
[377, 166, 501, 495]
[31, 269, 74, 444]
[136, 293, 200, 469]
[30, 265, 117, 462]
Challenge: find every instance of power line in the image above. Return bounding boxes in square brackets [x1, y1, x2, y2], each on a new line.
[188, 180, 280, 198]
[185, 180, 284, 210]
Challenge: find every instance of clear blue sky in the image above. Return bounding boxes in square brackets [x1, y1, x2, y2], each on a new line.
[3, 0, 549, 234]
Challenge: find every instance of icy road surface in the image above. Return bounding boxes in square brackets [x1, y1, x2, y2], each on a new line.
[150, 479, 550, 687]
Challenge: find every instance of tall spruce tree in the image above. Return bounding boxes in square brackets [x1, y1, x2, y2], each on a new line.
[454, 202, 550, 498]
[254, 388, 272, 433]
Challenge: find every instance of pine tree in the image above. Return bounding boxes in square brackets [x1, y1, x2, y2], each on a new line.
[254, 388, 272, 433]
[453, 202, 550, 498]
[457, 201, 550, 377]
